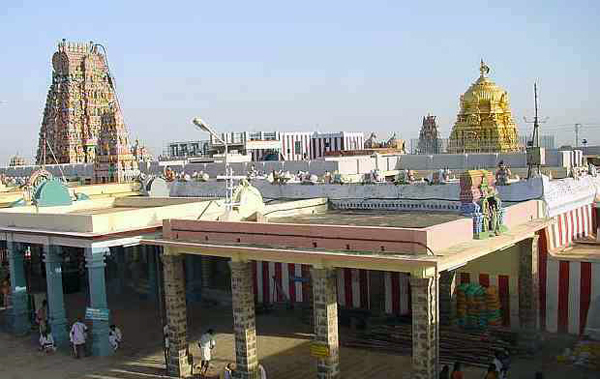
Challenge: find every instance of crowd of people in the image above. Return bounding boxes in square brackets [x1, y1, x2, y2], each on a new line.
[30, 300, 124, 358]
[24, 304, 543, 378]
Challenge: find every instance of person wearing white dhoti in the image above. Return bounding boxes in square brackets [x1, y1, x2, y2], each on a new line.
[198, 329, 216, 375]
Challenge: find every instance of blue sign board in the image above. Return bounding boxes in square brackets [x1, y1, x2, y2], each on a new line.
[85, 307, 110, 321]
[290, 275, 309, 283]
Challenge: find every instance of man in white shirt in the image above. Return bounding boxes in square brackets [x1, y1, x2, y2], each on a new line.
[198, 329, 216, 376]
[70, 317, 88, 359]
[109, 324, 122, 351]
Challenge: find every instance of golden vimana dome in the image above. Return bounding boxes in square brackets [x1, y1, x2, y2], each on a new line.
[448, 61, 521, 153]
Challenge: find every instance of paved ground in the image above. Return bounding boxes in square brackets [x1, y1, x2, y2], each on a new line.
[0, 291, 597, 379]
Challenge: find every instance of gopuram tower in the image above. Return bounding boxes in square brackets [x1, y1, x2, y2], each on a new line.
[417, 114, 441, 154]
[35, 40, 135, 168]
[448, 61, 520, 153]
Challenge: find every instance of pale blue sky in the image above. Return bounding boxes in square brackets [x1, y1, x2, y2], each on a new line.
[1, 0, 599, 163]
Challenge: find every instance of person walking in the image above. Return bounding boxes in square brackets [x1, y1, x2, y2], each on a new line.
[198, 329, 216, 376]
[69, 317, 88, 359]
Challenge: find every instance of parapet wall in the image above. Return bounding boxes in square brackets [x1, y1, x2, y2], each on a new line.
[0, 148, 585, 179]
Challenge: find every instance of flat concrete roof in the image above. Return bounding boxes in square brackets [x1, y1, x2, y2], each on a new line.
[270, 210, 464, 228]
[145, 218, 551, 278]
[0, 196, 220, 235]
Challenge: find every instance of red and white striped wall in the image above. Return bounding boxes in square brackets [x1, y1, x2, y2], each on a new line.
[336, 268, 370, 309]
[547, 204, 594, 251]
[538, 229, 600, 335]
[254, 262, 311, 303]
[541, 259, 600, 335]
[384, 272, 411, 315]
[252, 261, 410, 314]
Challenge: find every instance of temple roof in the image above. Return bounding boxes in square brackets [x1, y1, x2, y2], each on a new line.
[460, 60, 510, 111]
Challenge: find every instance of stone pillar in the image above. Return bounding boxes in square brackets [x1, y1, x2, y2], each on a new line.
[410, 275, 439, 379]
[518, 236, 540, 348]
[147, 246, 158, 301]
[439, 270, 456, 325]
[43, 245, 69, 346]
[311, 267, 340, 379]
[201, 256, 211, 290]
[8, 240, 31, 334]
[162, 252, 192, 378]
[230, 260, 258, 379]
[85, 247, 112, 357]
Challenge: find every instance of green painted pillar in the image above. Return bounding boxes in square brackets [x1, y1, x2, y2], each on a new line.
[85, 247, 112, 357]
[8, 240, 31, 335]
[43, 245, 69, 346]
[147, 246, 158, 301]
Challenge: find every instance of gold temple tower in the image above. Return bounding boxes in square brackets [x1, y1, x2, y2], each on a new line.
[448, 61, 520, 153]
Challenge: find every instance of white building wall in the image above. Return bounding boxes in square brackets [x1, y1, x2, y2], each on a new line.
[280, 132, 313, 161]
[309, 132, 364, 159]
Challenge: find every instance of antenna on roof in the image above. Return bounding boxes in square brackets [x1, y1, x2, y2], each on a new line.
[523, 82, 548, 178]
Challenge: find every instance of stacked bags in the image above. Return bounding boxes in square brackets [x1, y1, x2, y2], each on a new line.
[486, 286, 502, 326]
[456, 282, 502, 329]
[456, 284, 468, 327]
